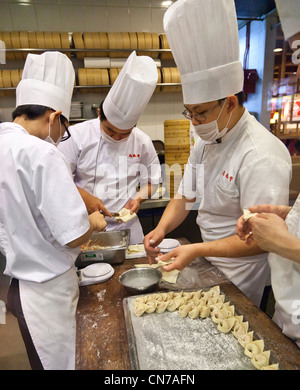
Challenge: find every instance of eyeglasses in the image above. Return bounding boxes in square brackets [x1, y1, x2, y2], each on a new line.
[60, 119, 71, 142]
[182, 102, 220, 123]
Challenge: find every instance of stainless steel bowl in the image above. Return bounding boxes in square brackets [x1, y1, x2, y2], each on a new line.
[119, 267, 162, 295]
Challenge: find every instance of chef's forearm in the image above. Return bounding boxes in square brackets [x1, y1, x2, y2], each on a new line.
[134, 182, 158, 203]
[193, 234, 266, 259]
[156, 195, 195, 235]
[272, 234, 300, 264]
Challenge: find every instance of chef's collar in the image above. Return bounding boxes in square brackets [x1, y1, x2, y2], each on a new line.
[218, 108, 249, 144]
[0, 121, 30, 136]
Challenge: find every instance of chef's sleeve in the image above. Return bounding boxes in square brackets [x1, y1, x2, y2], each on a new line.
[33, 147, 90, 247]
[238, 154, 292, 208]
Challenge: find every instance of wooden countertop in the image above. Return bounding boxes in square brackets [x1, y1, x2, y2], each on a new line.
[76, 239, 300, 370]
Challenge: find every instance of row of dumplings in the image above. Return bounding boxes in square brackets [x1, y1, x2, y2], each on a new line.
[133, 285, 279, 370]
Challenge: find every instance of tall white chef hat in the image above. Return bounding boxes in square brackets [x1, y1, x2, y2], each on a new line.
[16, 51, 75, 121]
[103, 51, 158, 129]
[275, 0, 300, 41]
[163, 0, 244, 104]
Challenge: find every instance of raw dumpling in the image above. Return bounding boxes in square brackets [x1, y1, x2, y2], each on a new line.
[166, 299, 178, 312]
[232, 321, 249, 338]
[238, 331, 254, 348]
[156, 301, 168, 314]
[199, 305, 210, 318]
[134, 303, 147, 317]
[244, 339, 264, 358]
[188, 307, 200, 319]
[261, 363, 279, 370]
[191, 290, 202, 299]
[178, 304, 192, 318]
[251, 350, 271, 370]
[145, 301, 157, 314]
[211, 308, 229, 323]
[217, 317, 235, 333]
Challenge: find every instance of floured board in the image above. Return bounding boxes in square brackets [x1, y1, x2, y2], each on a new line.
[123, 293, 278, 370]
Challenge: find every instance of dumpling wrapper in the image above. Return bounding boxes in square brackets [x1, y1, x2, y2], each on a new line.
[243, 209, 258, 221]
[135, 258, 180, 284]
[115, 207, 137, 223]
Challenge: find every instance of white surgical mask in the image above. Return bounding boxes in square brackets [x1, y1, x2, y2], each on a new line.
[45, 114, 62, 147]
[193, 99, 232, 142]
[101, 128, 129, 145]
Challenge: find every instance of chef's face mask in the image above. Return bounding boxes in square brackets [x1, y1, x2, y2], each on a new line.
[45, 113, 62, 147]
[101, 127, 130, 145]
[193, 99, 232, 142]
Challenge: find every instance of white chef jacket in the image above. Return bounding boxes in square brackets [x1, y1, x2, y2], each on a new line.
[0, 122, 90, 283]
[58, 118, 161, 244]
[270, 195, 300, 347]
[178, 109, 292, 305]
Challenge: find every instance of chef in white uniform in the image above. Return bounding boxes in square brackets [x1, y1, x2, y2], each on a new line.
[0, 51, 107, 369]
[144, 0, 292, 307]
[58, 51, 161, 245]
[235, 0, 300, 347]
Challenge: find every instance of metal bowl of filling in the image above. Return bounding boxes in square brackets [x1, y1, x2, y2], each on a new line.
[119, 267, 162, 295]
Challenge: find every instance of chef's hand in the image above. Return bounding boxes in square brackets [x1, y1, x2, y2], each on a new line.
[86, 194, 112, 217]
[236, 204, 291, 243]
[143, 228, 165, 265]
[124, 198, 141, 214]
[89, 211, 107, 232]
[155, 244, 199, 272]
[245, 213, 289, 253]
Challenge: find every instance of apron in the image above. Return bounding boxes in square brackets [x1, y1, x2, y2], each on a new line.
[269, 196, 300, 347]
[19, 267, 79, 370]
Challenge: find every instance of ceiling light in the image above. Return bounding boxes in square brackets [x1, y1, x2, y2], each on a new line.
[273, 48, 283, 53]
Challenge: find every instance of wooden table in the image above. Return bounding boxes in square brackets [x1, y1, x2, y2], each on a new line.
[76, 239, 300, 370]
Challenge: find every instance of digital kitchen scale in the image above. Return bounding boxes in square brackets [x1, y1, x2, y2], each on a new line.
[78, 263, 114, 287]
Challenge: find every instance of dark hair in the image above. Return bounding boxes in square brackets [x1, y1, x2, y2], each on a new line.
[99, 100, 107, 121]
[12, 104, 67, 123]
[218, 91, 245, 107]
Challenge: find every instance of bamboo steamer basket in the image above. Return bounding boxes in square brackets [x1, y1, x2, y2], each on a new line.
[151, 33, 160, 59]
[0, 71, 4, 96]
[60, 32, 71, 57]
[108, 32, 130, 58]
[159, 34, 173, 60]
[28, 32, 38, 51]
[19, 31, 29, 59]
[129, 32, 138, 51]
[73, 32, 85, 60]
[109, 68, 121, 85]
[83, 32, 108, 57]
[155, 68, 161, 93]
[2, 69, 14, 96]
[11, 31, 23, 60]
[164, 119, 190, 198]
[10, 69, 21, 87]
[78, 68, 89, 93]
[164, 163, 184, 199]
